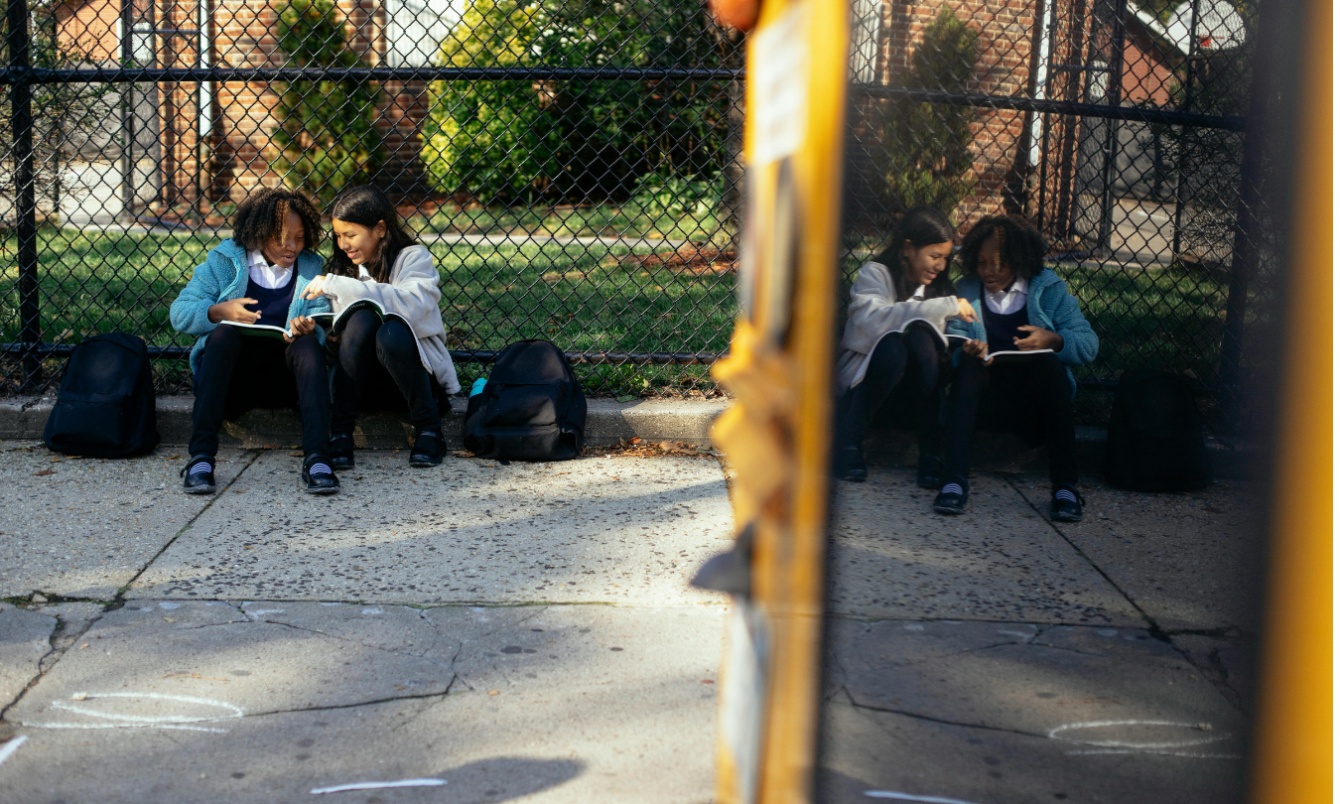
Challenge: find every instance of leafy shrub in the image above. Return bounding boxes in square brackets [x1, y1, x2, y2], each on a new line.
[273, 0, 385, 206]
[421, 0, 729, 204]
[881, 9, 980, 215]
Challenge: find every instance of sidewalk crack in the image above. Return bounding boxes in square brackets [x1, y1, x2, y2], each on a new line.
[114, 450, 264, 600]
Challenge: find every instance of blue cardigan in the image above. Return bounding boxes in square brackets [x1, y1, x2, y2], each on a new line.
[169, 239, 332, 379]
[945, 268, 1099, 397]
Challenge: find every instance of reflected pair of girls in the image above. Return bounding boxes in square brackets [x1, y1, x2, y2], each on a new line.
[169, 186, 461, 496]
[833, 208, 1099, 522]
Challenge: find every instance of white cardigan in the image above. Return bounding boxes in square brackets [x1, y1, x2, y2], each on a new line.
[835, 261, 960, 392]
[322, 244, 461, 394]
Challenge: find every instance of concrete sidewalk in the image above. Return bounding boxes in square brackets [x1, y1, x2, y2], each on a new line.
[0, 444, 731, 803]
[0, 437, 1259, 803]
[0, 395, 1254, 477]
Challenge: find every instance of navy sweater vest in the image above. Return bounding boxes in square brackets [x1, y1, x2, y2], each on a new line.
[982, 300, 1029, 355]
[245, 268, 298, 329]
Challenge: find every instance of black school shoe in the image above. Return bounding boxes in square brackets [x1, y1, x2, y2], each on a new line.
[180, 455, 216, 495]
[1050, 485, 1085, 522]
[409, 429, 446, 467]
[916, 454, 944, 490]
[302, 454, 340, 495]
[329, 432, 355, 471]
[832, 445, 867, 483]
[933, 479, 969, 515]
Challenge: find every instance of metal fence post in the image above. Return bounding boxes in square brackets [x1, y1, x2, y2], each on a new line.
[7, 0, 39, 390]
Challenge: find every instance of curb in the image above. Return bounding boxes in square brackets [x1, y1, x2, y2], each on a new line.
[0, 395, 1255, 478]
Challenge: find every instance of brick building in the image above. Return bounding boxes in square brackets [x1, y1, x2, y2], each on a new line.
[54, 0, 452, 217]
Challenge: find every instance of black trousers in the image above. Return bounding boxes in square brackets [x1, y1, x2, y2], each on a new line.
[942, 352, 1078, 489]
[189, 325, 330, 458]
[331, 308, 441, 434]
[834, 327, 943, 458]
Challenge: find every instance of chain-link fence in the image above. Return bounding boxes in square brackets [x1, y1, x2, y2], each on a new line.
[1, 0, 1271, 423]
[0, 0, 743, 398]
[844, 0, 1271, 430]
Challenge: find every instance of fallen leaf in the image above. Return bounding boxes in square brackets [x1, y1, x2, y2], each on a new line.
[78, 643, 89, 649]
[233, 489, 246, 493]
[488, 689, 500, 696]
[50, 457, 61, 463]
[289, 450, 304, 457]
[32, 469, 54, 476]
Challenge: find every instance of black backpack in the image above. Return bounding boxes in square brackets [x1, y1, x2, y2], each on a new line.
[43, 332, 159, 458]
[1103, 369, 1208, 491]
[463, 339, 586, 461]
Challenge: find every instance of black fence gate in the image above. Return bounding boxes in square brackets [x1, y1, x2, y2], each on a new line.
[1, 0, 743, 398]
[2, 0, 1277, 430]
[844, 0, 1273, 429]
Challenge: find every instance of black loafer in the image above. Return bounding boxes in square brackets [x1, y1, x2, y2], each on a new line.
[409, 429, 446, 468]
[833, 445, 867, 483]
[916, 454, 944, 490]
[302, 455, 340, 495]
[1050, 485, 1085, 522]
[180, 455, 216, 495]
[329, 432, 355, 471]
[933, 480, 969, 515]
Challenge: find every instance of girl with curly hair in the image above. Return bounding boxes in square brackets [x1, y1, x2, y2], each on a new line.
[936, 214, 1099, 520]
[169, 187, 339, 495]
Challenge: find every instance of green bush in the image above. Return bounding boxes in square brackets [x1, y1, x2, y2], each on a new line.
[882, 8, 979, 214]
[421, 0, 728, 204]
[273, 0, 384, 206]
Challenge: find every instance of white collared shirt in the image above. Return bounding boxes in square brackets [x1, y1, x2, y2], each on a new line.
[356, 264, 374, 281]
[910, 284, 925, 299]
[984, 276, 1029, 315]
[247, 249, 294, 290]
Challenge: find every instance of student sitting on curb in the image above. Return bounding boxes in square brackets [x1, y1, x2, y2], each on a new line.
[832, 206, 977, 485]
[300, 185, 461, 470]
[169, 187, 338, 495]
[937, 214, 1098, 521]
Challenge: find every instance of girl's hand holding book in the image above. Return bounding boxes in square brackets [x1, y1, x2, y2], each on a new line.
[208, 297, 260, 324]
[962, 338, 993, 365]
[284, 316, 315, 343]
[1013, 325, 1063, 351]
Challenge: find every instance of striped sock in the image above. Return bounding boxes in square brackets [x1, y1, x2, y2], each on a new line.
[188, 460, 212, 476]
[307, 461, 333, 477]
[1054, 488, 1079, 503]
[939, 482, 964, 496]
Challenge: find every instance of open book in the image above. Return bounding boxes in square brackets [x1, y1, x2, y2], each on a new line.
[977, 347, 1055, 362]
[892, 321, 1056, 362]
[308, 299, 408, 334]
[219, 319, 304, 340]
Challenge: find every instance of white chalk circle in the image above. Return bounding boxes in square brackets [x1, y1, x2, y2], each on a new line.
[23, 692, 243, 734]
[1048, 720, 1239, 758]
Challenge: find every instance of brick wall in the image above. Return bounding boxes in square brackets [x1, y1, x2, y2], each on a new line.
[869, 0, 1039, 230]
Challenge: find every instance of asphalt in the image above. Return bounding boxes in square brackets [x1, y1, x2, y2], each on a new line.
[0, 442, 1261, 803]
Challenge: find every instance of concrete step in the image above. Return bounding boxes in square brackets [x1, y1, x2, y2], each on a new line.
[0, 395, 1254, 478]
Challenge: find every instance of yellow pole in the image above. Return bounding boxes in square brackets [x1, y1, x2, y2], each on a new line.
[1247, 0, 1332, 798]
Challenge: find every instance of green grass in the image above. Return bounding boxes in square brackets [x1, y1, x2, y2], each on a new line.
[0, 227, 734, 396]
[407, 200, 730, 246]
[4, 228, 1241, 411]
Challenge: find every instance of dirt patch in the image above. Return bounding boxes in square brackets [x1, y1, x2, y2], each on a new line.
[614, 246, 737, 276]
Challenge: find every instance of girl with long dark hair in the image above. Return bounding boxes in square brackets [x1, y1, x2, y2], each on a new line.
[301, 185, 461, 468]
[833, 206, 977, 484]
